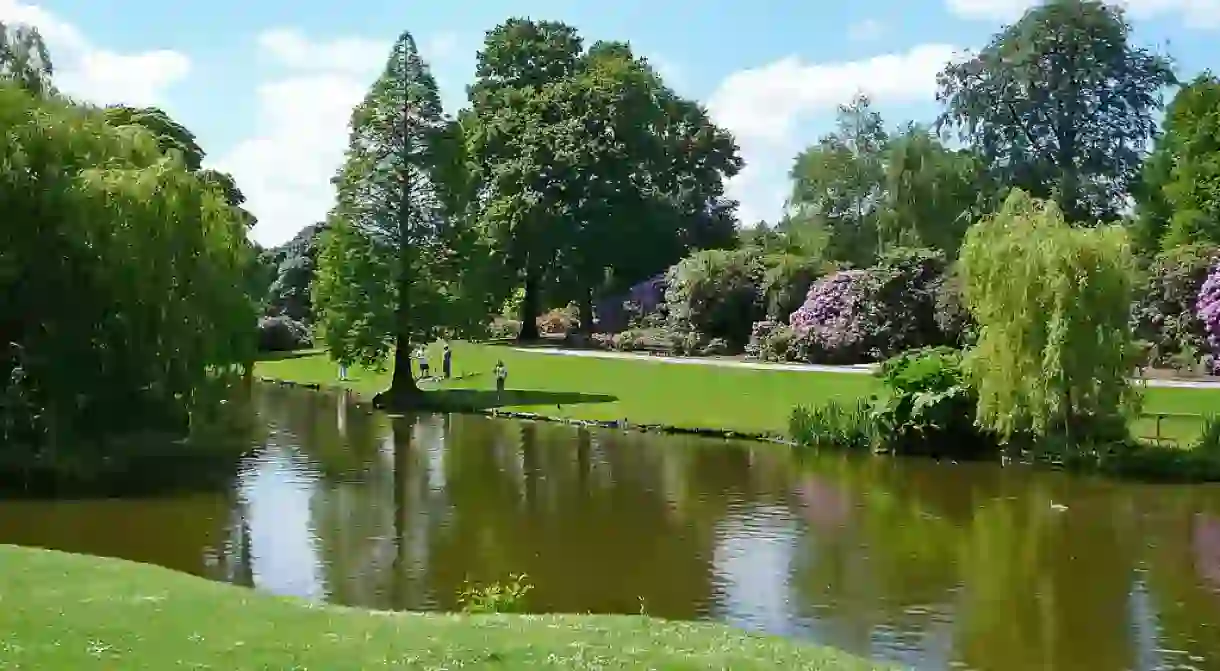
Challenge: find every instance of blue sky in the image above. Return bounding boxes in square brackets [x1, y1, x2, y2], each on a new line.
[6, 0, 1218, 245]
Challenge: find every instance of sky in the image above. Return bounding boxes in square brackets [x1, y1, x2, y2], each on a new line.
[3, 0, 1218, 247]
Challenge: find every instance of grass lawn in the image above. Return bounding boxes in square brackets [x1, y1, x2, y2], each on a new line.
[255, 342, 1220, 443]
[0, 544, 881, 670]
[256, 342, 878, 436]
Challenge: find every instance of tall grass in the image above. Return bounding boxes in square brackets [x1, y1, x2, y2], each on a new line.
[788, 399, 875, 451]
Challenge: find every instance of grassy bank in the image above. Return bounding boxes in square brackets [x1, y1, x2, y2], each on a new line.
[0, 545, 880, 670]
[255, 342, 1220, 443]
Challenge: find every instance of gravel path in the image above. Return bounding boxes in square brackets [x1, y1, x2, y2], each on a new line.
[509, 346, 1220, 390]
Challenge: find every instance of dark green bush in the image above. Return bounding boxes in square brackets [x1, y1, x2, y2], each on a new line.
[868, 346, 991, 458]
[257, 316, 312, 352]
[759, 254, 824, 321]
[664, 249, 764, 348]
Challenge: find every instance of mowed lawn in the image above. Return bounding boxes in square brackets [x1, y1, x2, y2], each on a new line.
[256, 342, 1220, 442]
[0, 544, 882, 670]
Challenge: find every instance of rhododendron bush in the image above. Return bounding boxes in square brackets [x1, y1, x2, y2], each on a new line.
[1198, 261, 1220, 373]
[785, 248, 949, 364]
[1131, 244, 1217, 367]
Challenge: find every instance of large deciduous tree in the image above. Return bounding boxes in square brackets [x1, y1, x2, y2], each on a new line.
[468, 19, 741, 339]
[787, 94, 888, 267]
[936, 0, 1174, 224]
[1132, 73, 1220, 251]
[958, 190, 1138, 444]
[313, 31, 496, 407]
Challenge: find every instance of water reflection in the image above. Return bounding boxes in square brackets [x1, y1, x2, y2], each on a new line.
[2, 383, 1220, 670]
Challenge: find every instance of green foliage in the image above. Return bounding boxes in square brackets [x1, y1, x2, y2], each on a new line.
[313, 32, 499, 387]
[103, 106, 205, 172]
[663, 249, 763, 347]
[868, 347, 987, 457]
[257, 316, 312, 353]
[457, 573, 533, 614]
[787, 95, 888, 267]
[1134, 73, 1220, 250]
[0, 82, 256, 450]
[879, 125, 985, 257]
[467, 20, 741, 338]
[958, 190, 1140, 443]
[936, 0, 1175, 223]
[788, 400, 875, 451]
[759, 254, 823, 321]
[1192, 414, 1220, 455]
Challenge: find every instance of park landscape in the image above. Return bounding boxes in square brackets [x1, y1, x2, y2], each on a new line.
[4, 0, 1220, 669]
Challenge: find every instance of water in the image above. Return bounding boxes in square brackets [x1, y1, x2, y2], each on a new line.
[2, 383, 1220, 670]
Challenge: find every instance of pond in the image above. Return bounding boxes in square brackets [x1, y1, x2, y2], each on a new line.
[2, 383, 1219, 670]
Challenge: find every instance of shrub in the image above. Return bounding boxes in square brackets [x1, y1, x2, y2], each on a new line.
[759, 254, 823, 321]
[856, 247, 948, 356]
[761, 325, 796, 362]
[536, 305, 578, 335]
[457, 573, 533, 614]
[1133, 244, 1217, 367]
[488, 318, 521, 340]
[664, 249, 764, 347]
[788, 269, 871, 363]
[1198, 261, 1220, 374]
[746, 320, 778, 359]
[257, 316, 311, 352]
[789, 400, 875, 451]
[868, 347, 990, 458]
[933, 268, 975, 347]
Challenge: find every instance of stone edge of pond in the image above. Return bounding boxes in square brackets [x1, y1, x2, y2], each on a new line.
[258, 377, 794, 447]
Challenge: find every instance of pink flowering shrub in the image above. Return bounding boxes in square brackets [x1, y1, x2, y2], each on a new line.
[788, 269, 871, 363]
[1197, 261, 1220, 374]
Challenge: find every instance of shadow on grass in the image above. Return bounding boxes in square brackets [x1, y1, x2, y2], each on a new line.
[254, 348, 320, 363]
[421, 388, 618, 412]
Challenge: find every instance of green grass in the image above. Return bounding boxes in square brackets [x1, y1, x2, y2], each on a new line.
[255, 342, 1220, 443]
[0, 544, 881, 670]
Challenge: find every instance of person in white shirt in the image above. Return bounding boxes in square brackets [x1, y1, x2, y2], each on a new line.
[494, 360, 507, 394]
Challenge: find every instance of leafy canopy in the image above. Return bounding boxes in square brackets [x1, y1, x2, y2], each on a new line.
[936, 0, 1174, 223]
[959, 190, 1139, 441]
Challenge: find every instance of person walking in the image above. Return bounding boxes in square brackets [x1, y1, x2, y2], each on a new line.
[494, 360, 507, 395]
[442, 343, 452, 379]
[338, 361, 348, 381]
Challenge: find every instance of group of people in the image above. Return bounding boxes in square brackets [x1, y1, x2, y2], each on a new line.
[337, 343, 509, 393]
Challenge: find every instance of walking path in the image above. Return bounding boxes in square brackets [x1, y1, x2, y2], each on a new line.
[510, 346, 1220, 390]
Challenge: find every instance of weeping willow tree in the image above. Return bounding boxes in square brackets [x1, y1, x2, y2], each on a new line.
[0, 82, 257, 453]
[958, 190, 1139, 443]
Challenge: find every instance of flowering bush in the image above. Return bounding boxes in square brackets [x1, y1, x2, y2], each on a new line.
[759, 254, 824, 321]
[788, 269, 871, 363]
[1198, 261, 1220, 374]
[536, 306, 577, 335]
[1133, 245, 1217, 368]
[787, 248, 947, 364]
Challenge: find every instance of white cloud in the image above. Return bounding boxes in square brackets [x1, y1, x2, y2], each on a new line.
[0, 0, 189, 106]
[707, 44, 958, 225]
[947, 0, 1220, 27]
[848, 18, 886, 42]
[216, 29, 465, 246]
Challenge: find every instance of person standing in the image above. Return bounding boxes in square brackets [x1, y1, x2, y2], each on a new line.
[494, 360, 507, 395]
[415, 346, 430, 380]
[442, 343, 452, 379]
[338, 361, 348, 381]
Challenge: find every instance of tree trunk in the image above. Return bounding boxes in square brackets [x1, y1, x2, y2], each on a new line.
[517, 266, 541, 342]
[578, 286, 595, 335]
[386, 262, 421, 401]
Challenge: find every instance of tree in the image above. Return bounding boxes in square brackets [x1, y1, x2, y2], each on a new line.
[936, 0, 1175, 224]
[313, 31, 495, 406]
[466, 19, 585, 341]
[1133, 73, 1220, 250]
[0, 82, 256, 450]
[787, 94, 888, 266]
[103, 106, 205, 171]
[469, 21, 741, 337]
[0, 21, 53, 97]
[958, 190, 1138, 444]
[879, 125, 986, 258]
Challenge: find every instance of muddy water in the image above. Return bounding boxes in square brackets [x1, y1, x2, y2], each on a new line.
[2, 383, 1219, 670]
